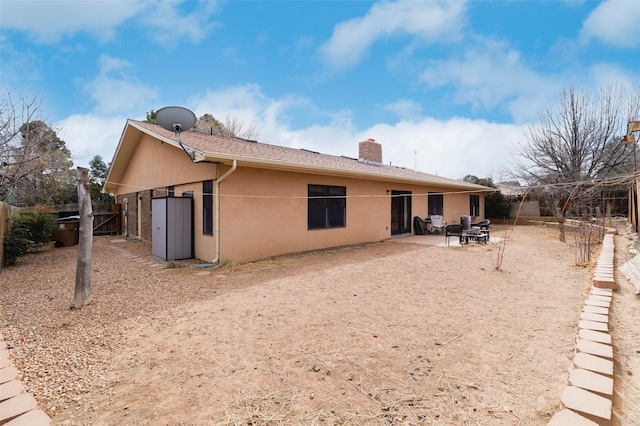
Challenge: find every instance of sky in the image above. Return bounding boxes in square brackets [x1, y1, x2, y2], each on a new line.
[1, 0, 639, 182]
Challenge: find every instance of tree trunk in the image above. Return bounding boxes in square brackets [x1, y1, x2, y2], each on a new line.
[558, 214, 566, 243]
[73, 167, 93, 309]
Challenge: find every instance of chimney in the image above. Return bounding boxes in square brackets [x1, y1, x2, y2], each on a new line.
[358, 138, 382, 164]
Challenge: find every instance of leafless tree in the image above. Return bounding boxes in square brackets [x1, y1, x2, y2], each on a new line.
[193, 113, 260, 140]
[515, 83, 640, 241]
[0, 89, 76, 206]
[223, 115, 260, 140]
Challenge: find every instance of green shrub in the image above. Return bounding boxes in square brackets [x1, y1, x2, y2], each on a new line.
[3, 226, 33, 266]
[485, 191, 512, 219]
[13, 209, 56, 245]
[3, 209, 55, 266]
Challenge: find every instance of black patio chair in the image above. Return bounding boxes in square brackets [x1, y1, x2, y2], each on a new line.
[470, 219, 490, 239]
[445, 224, 463, 246]
[471, 219, 490, 230]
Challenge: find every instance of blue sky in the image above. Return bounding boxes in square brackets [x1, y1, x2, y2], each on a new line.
[1, 0, 639, 181]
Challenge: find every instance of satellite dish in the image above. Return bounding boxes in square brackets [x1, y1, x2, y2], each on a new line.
[155, 106, 201, 162]
[155, 106, 196, 133]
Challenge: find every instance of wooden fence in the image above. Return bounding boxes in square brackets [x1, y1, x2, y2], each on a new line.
[1, 203, 121, 270]
[0, 201, 21, 270]
[52, 203, 121, 236]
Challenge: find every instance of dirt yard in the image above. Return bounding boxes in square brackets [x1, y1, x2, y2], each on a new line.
[1, 224, 639, 425]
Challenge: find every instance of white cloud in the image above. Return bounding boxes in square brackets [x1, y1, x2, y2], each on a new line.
[57, 114, 128, 168]
[53, 54, 160, 168]
[83, 55, 159, 115]
[0, 0, 145, 43]
[384, 99, 424, 121]
[187, 84, 310, 142]
[139, 0, 219, 46]
[420, 38, 558, 123]
[320, 0, 466, 70]
[285, 116, 523, 181]
[581, 0, 639, 48]
[188, 84, 268, 127]
[59, 81, 524, 180]
[587, 63, 640, 94]
[187, 83, 520, 180]
[356, 118, 523, 180]
[0, 0, 218, 46]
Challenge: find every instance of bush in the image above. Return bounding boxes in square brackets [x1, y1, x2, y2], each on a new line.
[485, 191, 512, 219]
[3, 209, 55, 266]
[3, 226, 32, 266]
[15, 209, 55, 245]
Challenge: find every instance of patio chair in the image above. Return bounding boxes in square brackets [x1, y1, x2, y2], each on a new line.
[445, 224, 463, 246]
[471, 219, 490, 230]
[429, 215, 445, 234]
[470, 219, 490, 239]
[460, 215, 472, 231]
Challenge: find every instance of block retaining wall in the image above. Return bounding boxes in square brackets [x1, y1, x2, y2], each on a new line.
[548, 231, 617, 426]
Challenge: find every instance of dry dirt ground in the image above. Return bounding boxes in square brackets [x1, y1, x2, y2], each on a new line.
[1, 224, 639, 425]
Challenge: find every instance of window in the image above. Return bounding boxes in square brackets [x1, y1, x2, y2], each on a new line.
[308, 184, 346, 229]
[428, 193, 443, 216]
[470, 195, 480, 216]
[167, 186, 175, 197]
[203, 180, 213, 235]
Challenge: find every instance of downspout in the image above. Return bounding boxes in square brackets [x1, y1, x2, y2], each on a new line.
[210, 159, 237, 264]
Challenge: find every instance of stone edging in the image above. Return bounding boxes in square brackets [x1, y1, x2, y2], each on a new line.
[0, 332, 51, 425]
[548, 232, 616, 426]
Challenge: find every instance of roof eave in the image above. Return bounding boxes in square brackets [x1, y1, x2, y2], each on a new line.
[105, 121, 493, 193]
[203, 153, 493, 191]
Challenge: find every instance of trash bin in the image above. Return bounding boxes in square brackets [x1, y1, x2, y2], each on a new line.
[53, 218, 80, 247]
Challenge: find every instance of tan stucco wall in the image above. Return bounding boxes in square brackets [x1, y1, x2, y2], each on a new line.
[418, 186, 484, 225]
[213, 167, 484, 263]
[217, 167, 389, 262]
[116, 134, 218, 193]
[112, 134, 485, 263]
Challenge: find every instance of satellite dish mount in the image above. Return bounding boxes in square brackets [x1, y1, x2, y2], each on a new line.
[155, 106, 201, 162]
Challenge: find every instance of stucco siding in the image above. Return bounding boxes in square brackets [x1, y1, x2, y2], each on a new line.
[117, 134, 217, 194]
[106, 123, 489, 264]
[217, 167, 393, 263]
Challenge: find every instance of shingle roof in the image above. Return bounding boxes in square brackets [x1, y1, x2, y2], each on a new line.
[128, 120, 492, 191]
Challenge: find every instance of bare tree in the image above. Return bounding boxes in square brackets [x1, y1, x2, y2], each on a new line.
[515, 83, 640, 241]
[192, 113, 260, 140]
[223, 115, 260, 140]
[0, 89, 76, 206]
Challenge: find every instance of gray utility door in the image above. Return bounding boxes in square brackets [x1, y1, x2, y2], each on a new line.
[151, 197, 193, 261]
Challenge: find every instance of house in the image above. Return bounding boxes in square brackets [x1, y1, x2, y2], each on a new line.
[104, 120, 493, 263]
[495, 182, 541, 217]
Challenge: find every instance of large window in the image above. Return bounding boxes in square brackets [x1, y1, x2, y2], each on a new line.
[308, 184, 346, 229]
[470, 195, 480, 216]
[203, 180, 213, 235]
[428, 193, 443, 216]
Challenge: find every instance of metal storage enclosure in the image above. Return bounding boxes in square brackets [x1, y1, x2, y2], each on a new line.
[151, 196, 193, 261]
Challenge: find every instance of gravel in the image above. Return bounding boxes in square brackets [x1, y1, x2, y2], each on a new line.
[0, 237, 195, 418]
[1, 236, 417, 421]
